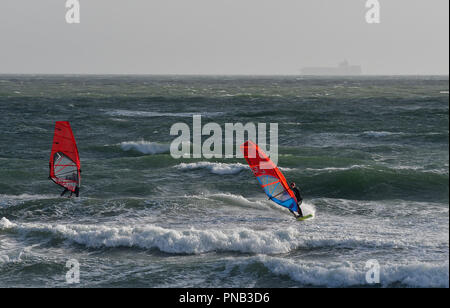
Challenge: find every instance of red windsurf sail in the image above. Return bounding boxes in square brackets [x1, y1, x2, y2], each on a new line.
[240, 141, 298, 212]
[49, 121, 81, 195]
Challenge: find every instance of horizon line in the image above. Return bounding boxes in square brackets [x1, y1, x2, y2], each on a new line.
[0, 73, 449, 77]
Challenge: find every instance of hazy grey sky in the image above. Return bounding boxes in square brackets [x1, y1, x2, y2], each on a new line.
[0, 0, 448, 75]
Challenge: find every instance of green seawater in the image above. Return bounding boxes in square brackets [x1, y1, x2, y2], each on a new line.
[0, 75, 448, 287]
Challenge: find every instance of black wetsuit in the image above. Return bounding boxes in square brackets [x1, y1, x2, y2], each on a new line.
[292, 187, 303, 217]
[61, 187, 79, 198]
[61, 188, 69, 197]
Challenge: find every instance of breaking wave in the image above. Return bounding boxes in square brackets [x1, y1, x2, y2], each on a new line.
[0, 218, 423, 255]
[105, 109, 224, 118]
[252, 256, 449, 288]
[0, 218, 298, 254]
[175, 162, 249, 175]
[120, 141, 170, 155]
[0, 194, 59, 208]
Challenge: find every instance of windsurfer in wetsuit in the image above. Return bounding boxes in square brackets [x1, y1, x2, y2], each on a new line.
[290, 182, 304, 218]
[60, 172, 80, 198]
[60, 186, 79, 198]
[60, 174, 79, 198]
[61, 188, 70, 197]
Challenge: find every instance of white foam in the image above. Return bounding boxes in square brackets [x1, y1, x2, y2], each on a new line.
[0, 218, 300, 254]
[175, 162, 249, 175]
[106, 109, 224, 118]
[305, 165, 365, 172]
[0, 194, 56, 201]
[0, 194, 58, 208]
[192, 192, 316, 217]
[120, 141, 169, 155]
[0, 255, 10, 263]
[199, 193, 270, 210]
[394, 165, 449, 175]
[175, 162, 294, 175]
[361, 131, 404, 138]
[300, 202, 316, 218]
[255, 256, 449, 287]
[0, 237, 32, 264]
[256, 256, 361, 287]
[0, 217, 16, 228]
[2, 215, 421, 255]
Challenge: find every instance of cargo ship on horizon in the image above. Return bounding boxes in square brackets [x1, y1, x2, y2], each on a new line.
[301, 60, 362, 76]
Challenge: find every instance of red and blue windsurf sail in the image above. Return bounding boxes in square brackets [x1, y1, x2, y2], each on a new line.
[240, 141, 298, 212]
[49, 121, 81, 194]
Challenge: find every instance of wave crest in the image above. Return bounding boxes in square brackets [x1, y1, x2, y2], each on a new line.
[254, 256, 449, 288]
[0, 218, 299, 254]
[120, 141, 169, 155]
[106, 109, 224, 118]
[175, 162, 249, 175]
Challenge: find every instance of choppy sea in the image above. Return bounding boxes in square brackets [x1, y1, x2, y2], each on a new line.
[0, 75, 448, 287]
